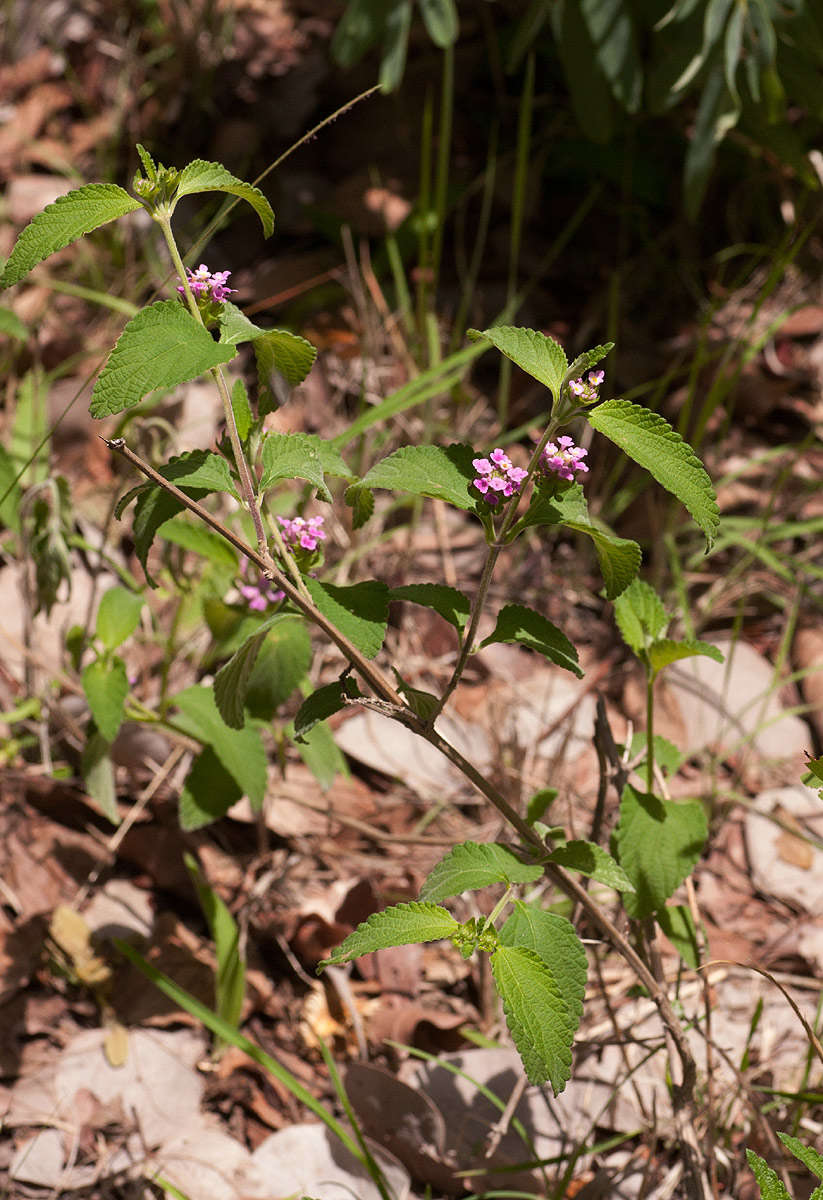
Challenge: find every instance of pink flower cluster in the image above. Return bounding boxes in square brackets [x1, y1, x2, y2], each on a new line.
[540, 436, 589, 481]
[177, 264, 236, 303]
[568, 369, 604, 403]
[472, 448, 528, 506]
[278, 515, 326, 551]
[240, 576, 283, 612]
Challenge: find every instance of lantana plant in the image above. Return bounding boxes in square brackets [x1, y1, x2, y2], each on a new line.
[0, 143, 721, 1182]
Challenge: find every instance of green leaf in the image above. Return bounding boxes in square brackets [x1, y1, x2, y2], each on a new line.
[394, 673, 440, 722]
[89, 301, 235, 419]
[95, 586, 143, 652]
[418, 0, 458, 46]
[656, 904, 701, 969]
[468, 326, 568, 400]
[419, 842, 543, 903]
[179, 747, 241, 831]
[345, 484, 374, 530]
[614, 784, 707, 919]
[520, 484, 639, 599]
[647, 637, 724, 677]
[379, 0, 412, 92]
[683, 60, 739, 220]
[479, 604, 582, 677]
[294, 676, 362, 740]
[249, 611, 312, 699]
[259, 432, 352, 498]
[185, 853, 245, 1035]
[778, 1134, 823, 1181]
[175, 159, 274, 238]
[213, 625, 270, 729]
[242, 617, 312, 722]
[172, 685, 267, 808]
[231, 377, 252, 442]
[0, 184, 142, 290]
[82, 731, 119, 825]
[0, 307, 27, 340]
[306, 578, 389, 659]
[318, 901, 460, 968]
[157, 516, 238, 569]
[581, 0, 642, 111]
[526, 787, 557, 825]
[547, 840, 636, 892]
[612, 577, 668, 655]
[490, 944, 575, 1093]
[254, 328, 317, 405]
[331, 0, 387, 68]
[292, 719, 348, 790]
[555, 0, 615, 141]
[587, 399, 719, 546]
[0, 444, 21, 531]
[359, 443, 477, 510]
[389, 583, 470, 634]
[745, 1150, 791, 1200]
[82, 656, 128, 743]
[498, 900, 588, 1027]
[217, 302, 264, 346]
[629, 732, 684, 777]
[259, 433, 333, 500]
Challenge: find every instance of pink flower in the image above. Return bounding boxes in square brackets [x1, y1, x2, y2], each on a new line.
[472, 449, 528, 506]
[540, 435, 589, 482]
[278, 515, 326, 552]
[240, 578, 284, 611]
[177, 264, 236, 304]
[568, 369, 604, 403]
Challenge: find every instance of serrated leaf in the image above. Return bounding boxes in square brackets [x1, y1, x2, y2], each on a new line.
[254, 328, 317, 401]
[656, 904, 701, 968]
[468, 326, 568, 399]
[648, 637, 724, 677]
[390, 583, 471, 634]
[394, 674, 440, 722]
[172, 685, 266, 807]
[629, 732, 684, 777]
[778, 1134, 823, 1181]
[614, 784, 707, 919]
[587, 399, 719, 546]
[0, 184, 142, 290]
[479, 604, 582, 677]
[564, 342, 614, 389]
[176, 159, 274, 237]
[547, 840, 636, 892]
[521, 485, 640, 599]
[419, 842, 543, 903]
[305, 578, 388, 659]
[95, 586, 143, 652]
[82, 656, 129, 743]
[359, 443, 477, 510]
[490, 944, 574, 1093]
[294, 675, 362, 740]
[157, 515, 238, 569]
[82, 731, 119, 824]
[745, 1150, 791, 1200]
[0, 307, 27, 339]
[318, 901, 459, 968]
[161, 449, 237, 494]
[179, 747, 241, 831]
[419, 0, 458, 46]
[612, 577, 668, 655]
[498, 900, 588, 1026]
[260, 433, 332, 500]
[217, 302, 265, 346]
[89, 301, 236, 419]
[345, 484, 374, 530]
